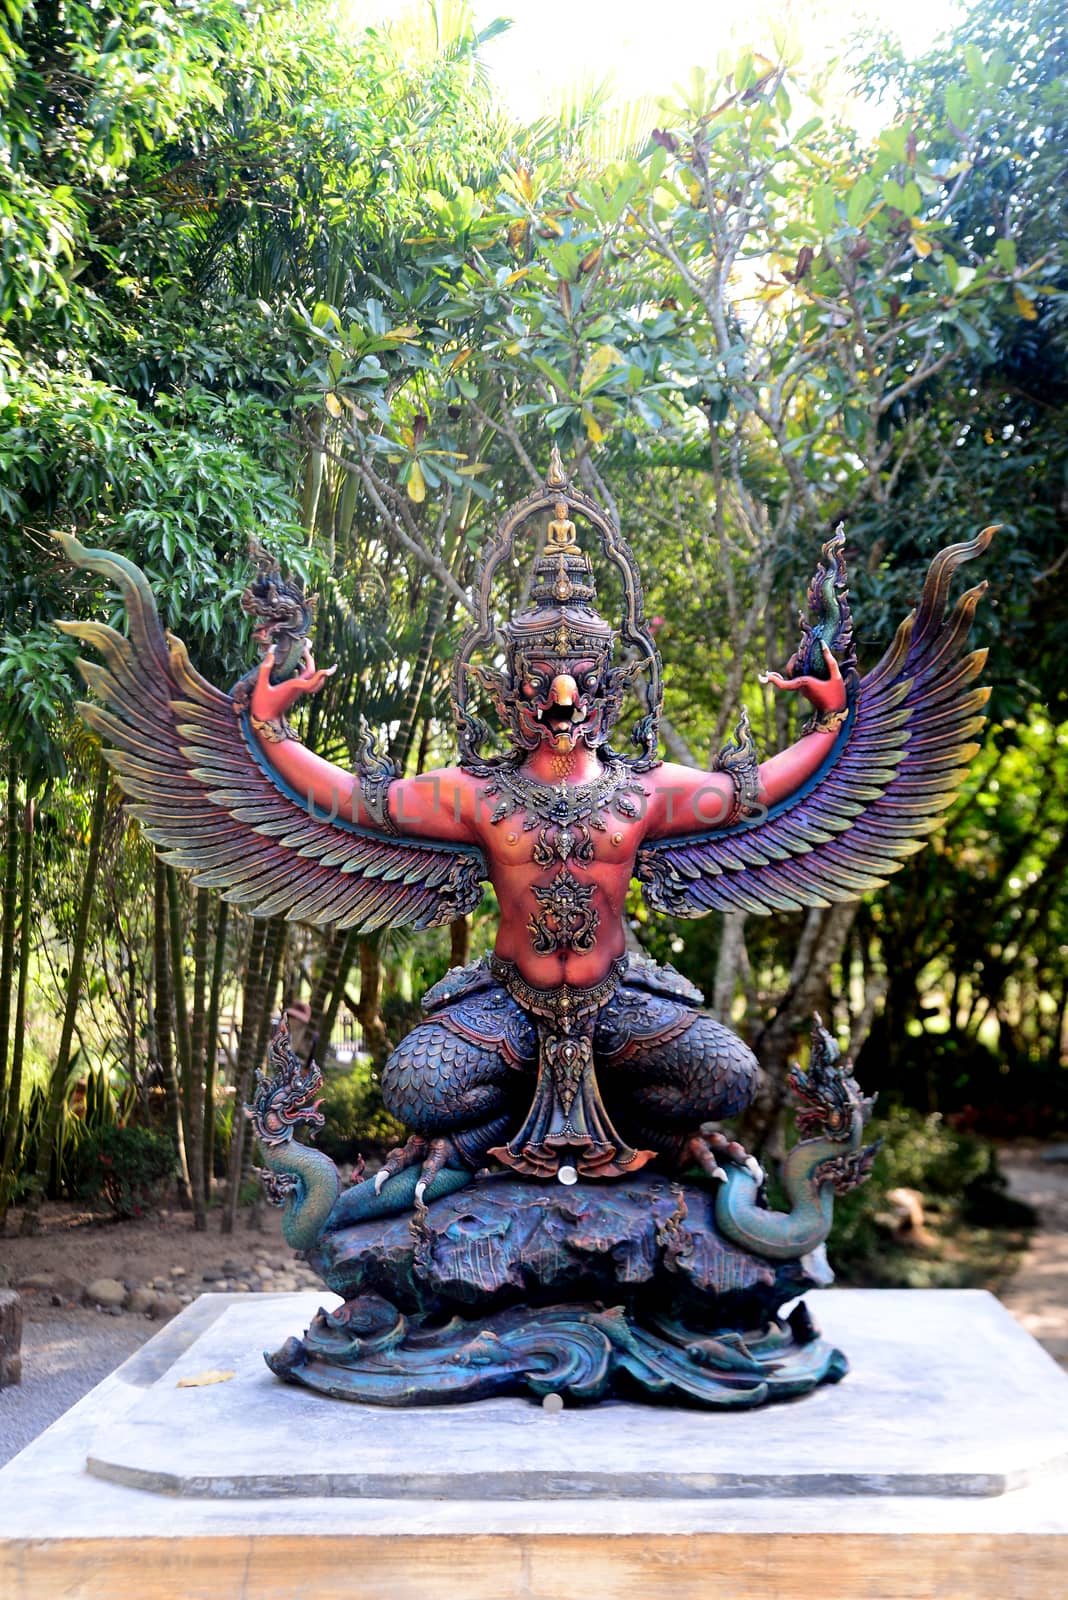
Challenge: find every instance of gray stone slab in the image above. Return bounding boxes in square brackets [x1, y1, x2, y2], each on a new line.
[76, 1288, 1068, 1502]
[1, 1291, 1068, 1548]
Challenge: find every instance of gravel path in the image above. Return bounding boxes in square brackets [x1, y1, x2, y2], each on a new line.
[998, 1146, 1068, 1371]
[0, 1201, 323, 1469]
[0, 1306, 152, 1467]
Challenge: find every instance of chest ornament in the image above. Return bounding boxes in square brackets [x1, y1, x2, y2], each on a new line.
[485, 759, 644, 867]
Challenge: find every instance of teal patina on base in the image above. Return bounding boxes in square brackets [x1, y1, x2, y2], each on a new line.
[265, 1296, 848, 1410]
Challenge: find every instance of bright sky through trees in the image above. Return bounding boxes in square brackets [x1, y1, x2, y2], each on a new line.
[468, 0, 961, 122]
[336, 0, 963, 131]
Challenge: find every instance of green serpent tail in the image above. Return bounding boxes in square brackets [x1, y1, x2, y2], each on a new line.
[324, 1166, 473, 1233]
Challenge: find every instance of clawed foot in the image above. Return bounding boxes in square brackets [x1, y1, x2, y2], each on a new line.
[684, 1131, 764, 1187]
[374, 1134, 465, 1207]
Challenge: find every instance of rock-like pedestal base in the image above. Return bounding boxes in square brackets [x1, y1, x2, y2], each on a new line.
[1, 1290, 1066, 1598]
[292, 1173, 840, 1408]
[267, 1295, 844, 1409]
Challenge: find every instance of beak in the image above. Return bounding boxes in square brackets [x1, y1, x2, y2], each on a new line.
[539, 674, 586, 748]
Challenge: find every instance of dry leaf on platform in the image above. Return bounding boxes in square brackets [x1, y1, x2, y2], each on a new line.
[176, 1369, 235, 1388]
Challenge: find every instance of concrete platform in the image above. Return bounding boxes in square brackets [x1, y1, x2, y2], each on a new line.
[1, 1289, 1066, 1599]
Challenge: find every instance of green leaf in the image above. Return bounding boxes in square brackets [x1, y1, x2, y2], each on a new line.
[964, 44, 986, 84]
[846, 175, 875, 228]
[944, 84, 971, 129]
[994, 238, 1017, 272]
[813, 184, 838, 236]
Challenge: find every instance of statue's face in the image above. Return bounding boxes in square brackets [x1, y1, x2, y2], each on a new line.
[511, 650, 611, 753]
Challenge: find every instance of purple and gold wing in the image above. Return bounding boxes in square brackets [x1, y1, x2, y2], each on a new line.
[635, 530, 994, 918]
[56, 536, 485, 932]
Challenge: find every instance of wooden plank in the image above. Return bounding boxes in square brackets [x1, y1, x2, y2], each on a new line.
[1, 1532, 1064, 1600]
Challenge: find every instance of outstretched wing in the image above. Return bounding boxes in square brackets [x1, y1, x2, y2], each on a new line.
[57, 537, 485, 932]
[635, 530, 994, 918]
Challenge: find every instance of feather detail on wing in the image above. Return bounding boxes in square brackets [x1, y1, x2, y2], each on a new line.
[635, 529, 996, 918]
[56, 536, 485, 932]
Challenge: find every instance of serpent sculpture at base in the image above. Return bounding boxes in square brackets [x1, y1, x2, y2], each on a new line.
[58, 449, 993, 1409]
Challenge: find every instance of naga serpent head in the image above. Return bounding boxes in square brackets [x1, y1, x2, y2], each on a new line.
[240, 539, 316, 682]
[247, 1020, 325, 1148]
[788, 1013, 876, 1143]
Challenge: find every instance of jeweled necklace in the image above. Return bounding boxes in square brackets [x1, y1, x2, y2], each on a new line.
[485, 758, 645, 866]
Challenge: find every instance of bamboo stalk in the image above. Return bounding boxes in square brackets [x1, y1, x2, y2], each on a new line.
[221, 917, 270, 1234]
[357, 936, 388, 1062]
[153, 857, 190, 1199]
[449, 915, 471, 971]
[392, 581, 447, 772]
[0, 794, 33, 1228]
[241, 919, 288, 1214]
[166, 866, 193, 1130]
[201, 896, 228, 1197]
[20, 763, 109, 1234]
[0, 758, 20, 1133]
[319, 927, 360, 1060]
[187, 887, 210, 1229]
[307, 928, 342, 1040]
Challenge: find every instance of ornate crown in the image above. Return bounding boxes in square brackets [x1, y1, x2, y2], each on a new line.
[451, 445, 664, 771]
[503, 491, 615, 661]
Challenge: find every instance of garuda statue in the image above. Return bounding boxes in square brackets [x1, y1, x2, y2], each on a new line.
[58, 449, 993, 1409]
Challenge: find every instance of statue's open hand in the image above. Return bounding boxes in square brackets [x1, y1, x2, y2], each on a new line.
[760, 643, 846, 714]
[250, 646, 336, 722]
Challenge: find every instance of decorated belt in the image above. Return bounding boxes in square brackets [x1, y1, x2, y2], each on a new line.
[486, 952, 628, 1023]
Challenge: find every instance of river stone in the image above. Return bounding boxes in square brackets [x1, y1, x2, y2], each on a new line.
[86, 1277, 126, 1310]
[16, 1270, 84, 1303]
[126, 1288, 157, 1316]
[15, 1271, 56, 1292]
